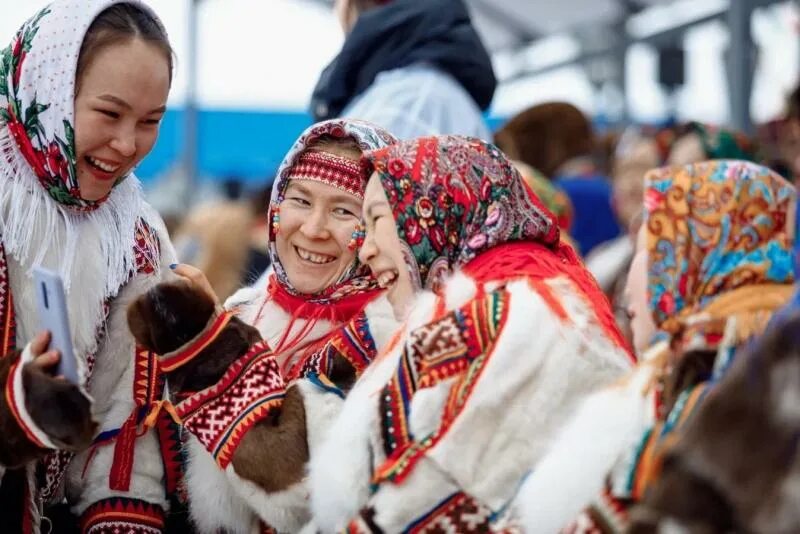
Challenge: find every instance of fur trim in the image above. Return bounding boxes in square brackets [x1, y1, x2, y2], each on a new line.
[0, 128, 160, 360]
[295, 380, 344, 458]
[226, 467, 310, 533]
[310, 268, 632, 529]
[184, 436, 256, 534]
[0, 128, 160, 291]
[360, 295, 398, 353]
[6, 343, 59, 449]
[65, 222, 176, 514]
[308, 291, 437, 531]
[422, 278, 629, 511]
[515, 359, 657, 531]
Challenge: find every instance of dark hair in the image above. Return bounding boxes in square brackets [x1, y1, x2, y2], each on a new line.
[76, 3, 173, 92]
[306, 134, 363, 161]
[494, 102, 594, 179]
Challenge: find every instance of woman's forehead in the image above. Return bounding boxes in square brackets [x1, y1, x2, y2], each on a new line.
[285, 179, 362, 206]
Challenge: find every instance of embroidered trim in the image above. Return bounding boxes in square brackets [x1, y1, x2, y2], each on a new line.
[287, 150, 366, 198]
[5, 346, 58, 449]
[375, 290, 510, 485]
[306, 372, 345, 399]
[177, 341, 285, 468]
[0, 244, 16, 356]
[287, 311, 377, 382]
[80, 497, 165, 534]
[405, 492, 498, 533]
[160, 310, 236, 372]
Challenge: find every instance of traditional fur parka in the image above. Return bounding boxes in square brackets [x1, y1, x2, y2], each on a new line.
[308, 135, 633, 531]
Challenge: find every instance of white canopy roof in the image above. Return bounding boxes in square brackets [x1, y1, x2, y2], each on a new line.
[0, 0, 797, 124]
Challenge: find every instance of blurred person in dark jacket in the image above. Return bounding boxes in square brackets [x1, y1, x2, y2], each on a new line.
[312, 0, 495, 140]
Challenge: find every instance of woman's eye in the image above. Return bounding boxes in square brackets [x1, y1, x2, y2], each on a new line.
[142, 118, 161, 126]
[289, 197, 310, 206]
[334, 207, 357, 217]
[99, 110, 119, 119]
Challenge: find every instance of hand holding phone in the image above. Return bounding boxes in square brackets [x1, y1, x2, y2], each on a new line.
[33, 267, 80, 384]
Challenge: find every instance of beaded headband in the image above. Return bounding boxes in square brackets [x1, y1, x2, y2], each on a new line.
[287, 150, 366, 199]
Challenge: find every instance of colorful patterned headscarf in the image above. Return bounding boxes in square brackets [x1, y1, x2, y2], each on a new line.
[363, 135, 560, 291]
[644, 160, 795, 350]
[512, 160, 574, 233]
[0, 0, 165, 211]
[267, 119, 397, 304]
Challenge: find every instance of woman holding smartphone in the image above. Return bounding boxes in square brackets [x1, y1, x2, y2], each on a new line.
[0, 1, 179, 531]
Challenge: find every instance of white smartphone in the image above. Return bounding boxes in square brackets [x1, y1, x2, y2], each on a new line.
[33, 267, 80, 384]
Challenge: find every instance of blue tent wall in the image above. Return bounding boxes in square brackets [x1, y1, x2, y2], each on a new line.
[136, 109, 507, 185]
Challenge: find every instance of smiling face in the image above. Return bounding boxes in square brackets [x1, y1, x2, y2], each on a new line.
[274, 178, 363, 294]
[359, 173, 415, 319]
[625, 224, 658, 354]
[74, 38, 169, 201]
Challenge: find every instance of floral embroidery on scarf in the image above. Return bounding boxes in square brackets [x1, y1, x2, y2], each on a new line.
[644, 159, 795, 347]
[363, 135, 560, 291]
[0, 7, 95, 210]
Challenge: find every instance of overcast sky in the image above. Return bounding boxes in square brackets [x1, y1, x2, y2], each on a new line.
[0, 0, 797, 124]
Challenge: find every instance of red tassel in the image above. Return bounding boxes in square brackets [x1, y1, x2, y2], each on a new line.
[109, 413, 138, 491]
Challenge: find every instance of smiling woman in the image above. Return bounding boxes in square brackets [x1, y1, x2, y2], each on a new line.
[73, 4, 172, 201]
[274, 137, 364, 294]
[0, 1, 180, 533]
[158, 119, 402, 533]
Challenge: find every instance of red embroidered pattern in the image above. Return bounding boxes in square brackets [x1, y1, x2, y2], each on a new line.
[133, 220, 160, 276]
[0, 244, 16, 356]
[286, 312, 377, 382]
[287, 150, 366, 198]
[80, 497, 165, 534]
[177, 341, 285, 468]
[375, 289, 509, 485]
[406, 492, 514, 534]
[348, 493, 521, 533]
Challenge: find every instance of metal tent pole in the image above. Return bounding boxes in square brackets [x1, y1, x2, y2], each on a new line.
[726, 0, 756, 134]
[183, 0, 201, 210]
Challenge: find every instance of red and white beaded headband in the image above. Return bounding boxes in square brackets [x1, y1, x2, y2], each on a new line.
[287, 150, 366, 199]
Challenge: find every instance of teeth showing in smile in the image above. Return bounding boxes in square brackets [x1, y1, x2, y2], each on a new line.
[377, 271, 397, 288]
[86, 156, 120, 173]
[296, 246, 335, 265]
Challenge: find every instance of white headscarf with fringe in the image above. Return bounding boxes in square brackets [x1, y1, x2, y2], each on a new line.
[0, 0, 163, 301]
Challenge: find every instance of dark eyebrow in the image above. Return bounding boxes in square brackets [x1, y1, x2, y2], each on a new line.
[365, 200, 390, 219]
[98, 94, 166, 114]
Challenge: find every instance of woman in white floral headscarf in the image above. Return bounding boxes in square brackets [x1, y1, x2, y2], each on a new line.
[0, 1, 179, 531]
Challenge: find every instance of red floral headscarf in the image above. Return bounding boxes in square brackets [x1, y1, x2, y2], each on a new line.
[363, 135, 561, 291]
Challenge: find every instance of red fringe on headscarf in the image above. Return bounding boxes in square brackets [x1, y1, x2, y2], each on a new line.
[462, 241, 634, 359]
[264, 276, 380, 357]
